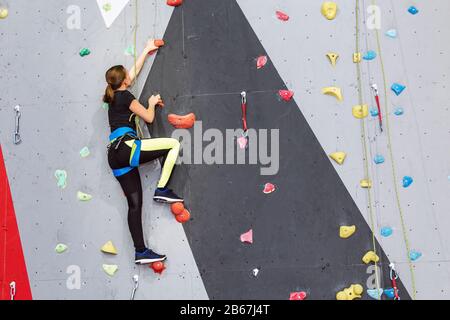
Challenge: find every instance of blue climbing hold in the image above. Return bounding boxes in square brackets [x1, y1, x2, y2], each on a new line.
[394, 107, 404, 116]
[374, 154, 385, 164]
[386, 29, 398, 38]
[370, 107, 379, 117]
[408, 6, 419, 15]
[410, 250, 422, 261]
[367, 288, 384, 300]
[381, 226, 393, 237]
[403, 176, 413, 188]
[363, 50, 377, 61]
[391, 83, 406, 96]
[384, 288, 395, 299]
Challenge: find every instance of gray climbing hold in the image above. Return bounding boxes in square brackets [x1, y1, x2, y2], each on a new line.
[367, 288, 383, 300]
[380, 226, 393, 237]
[409, 250, 422, 261]
[55, 243, 68, 254]
[386, 29, 398, 38]
[394, 107, 404, 116]
[391, 83, 406, 96]
[408, 6, 419, 15]
[363, 50, 377, 61]
[402, 176, 413, 188]
[374, 154, 385, 164]
[80, 146, 90, 158]
[54, 170, 67, 189]
[370, 107, 379, 117]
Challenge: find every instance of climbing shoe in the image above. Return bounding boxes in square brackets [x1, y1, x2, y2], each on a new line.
[153, 188, 184, 203]
[135, 249, 167, 265]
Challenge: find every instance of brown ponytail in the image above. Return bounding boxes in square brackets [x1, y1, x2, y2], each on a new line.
[103, 65, 127, 104]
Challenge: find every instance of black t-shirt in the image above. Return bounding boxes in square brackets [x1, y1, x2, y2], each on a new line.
[108, 90, 137, 132]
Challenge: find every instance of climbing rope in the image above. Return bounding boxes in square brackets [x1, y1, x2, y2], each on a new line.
[354, 0, 381, 297]
[368, 0, 417, 299]
[132, 0, 144, 138]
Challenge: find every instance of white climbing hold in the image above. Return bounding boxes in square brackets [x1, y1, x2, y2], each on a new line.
[102, 264, 119, 276]
[77, 191, 93, 201]
[101, 241, 118, 255]
[55, 243, 68, 254]
[252, 268, 260, 277]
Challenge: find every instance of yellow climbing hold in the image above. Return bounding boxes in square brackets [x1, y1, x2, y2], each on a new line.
[339, 225, 356, 239]
[336, 284, 364, 300]
[321, 2, 338, 20]
[326, 52, 339, 67]
[353, 52, 362, 63]
[102, 264, 118, 276]
[352, 104, 368, 119]
[101, 241, 118, 255]
[360, 179, 372, 188]
[329, 152, 346, 165]
[362, 251, 380, 264]
[0, 7, 8, 19]
[322, 87, 343, 101]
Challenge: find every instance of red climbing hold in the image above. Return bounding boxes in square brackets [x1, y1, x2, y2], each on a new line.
[175, 209, 191, 223]
[240, 229, 253, 244]
[167, 0, 183, 7]
[171, 202, 185, 215]
[148, 39, 165, 56]
[279, 90, 294, 102]
[256, 55, 268, 69]
[168, 113, 196, 129]
[289, 291, 307, 300]
[263, 182, 276, 194]
[276, 10, 289, 21]
[150, 261, 166, 274]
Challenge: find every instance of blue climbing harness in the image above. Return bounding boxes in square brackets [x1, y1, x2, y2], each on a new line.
[109, 127, 142, 177]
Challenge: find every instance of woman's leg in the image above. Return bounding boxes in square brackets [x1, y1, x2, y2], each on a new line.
[115, 168, 146, 251]
[125, 138, 180, 188]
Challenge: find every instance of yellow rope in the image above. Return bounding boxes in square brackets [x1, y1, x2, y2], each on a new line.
[370, 0, 417, 299]
[354, 0, 381, 298]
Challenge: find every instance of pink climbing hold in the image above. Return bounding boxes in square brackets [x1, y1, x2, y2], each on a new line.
[279, 90, 294, 102]
[263, 182, 276, 194]
[256, 55, 268, 69]
[240, 229, 253, 244]
[237, 136, 248, 149]
[276, 10, 289, 21]
[289, 292, 307, 300]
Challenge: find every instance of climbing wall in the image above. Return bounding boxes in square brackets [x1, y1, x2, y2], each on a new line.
[0, 0, 207, 299]
[0, 0, 449, 300]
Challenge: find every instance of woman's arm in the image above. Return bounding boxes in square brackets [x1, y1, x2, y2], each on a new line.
[128, 39, 160, 84]
[129, 94, 162, 124]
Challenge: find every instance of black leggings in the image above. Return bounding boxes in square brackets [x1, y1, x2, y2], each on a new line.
[108, 137, 179, 251]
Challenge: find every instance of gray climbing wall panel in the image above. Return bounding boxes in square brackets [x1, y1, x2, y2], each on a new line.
[0, 0, 207, 299]
[236, 0, 450, 299]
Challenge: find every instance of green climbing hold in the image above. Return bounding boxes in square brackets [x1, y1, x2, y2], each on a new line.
[77, 191, 92, 201]
[79, 48, 91, 57]
[54, 170, 67, 189]
[103, 264, 118, 276]
[102, 102, 109, 110]
[55, 243, 68, 254]
[103, 3, 112, 12]
[80, 146, 90, 158]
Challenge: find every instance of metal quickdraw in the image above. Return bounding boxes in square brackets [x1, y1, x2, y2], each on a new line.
[371, 84, 383, 132]
[14, 105, 22, 145]
[241, 91, 248, 136]
[130, 274, 139, 300]
[389, 263, 400, 300]
[10, 281, 16, 300]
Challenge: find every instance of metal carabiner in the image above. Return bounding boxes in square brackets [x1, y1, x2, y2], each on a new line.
[13, 105, 22, 145]
[130, 274, 139, 300]
[10, 281, 16, 300]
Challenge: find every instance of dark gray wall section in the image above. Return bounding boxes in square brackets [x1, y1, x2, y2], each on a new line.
[140, 0, 410, 299]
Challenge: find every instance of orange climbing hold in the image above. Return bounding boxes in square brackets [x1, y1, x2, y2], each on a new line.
[150, 261, 166, 274]
[171, 202, 185, 215]
[167, 0, 183, 7]
[148, 39, 165, 56]
[175, 209, 191, 223]
[168, 113, 196, 129]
